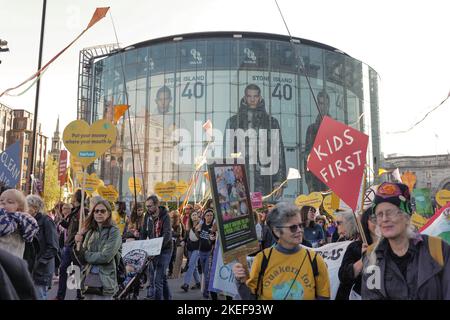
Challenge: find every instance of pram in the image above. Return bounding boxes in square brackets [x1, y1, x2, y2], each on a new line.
[114, 250, 154, 300]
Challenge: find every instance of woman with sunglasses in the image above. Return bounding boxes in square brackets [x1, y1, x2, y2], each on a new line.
[74, 199, 122, 300]
[233, 202, 330, 300]
[336, 208, 378, 300]
[362, 182, 450, 300]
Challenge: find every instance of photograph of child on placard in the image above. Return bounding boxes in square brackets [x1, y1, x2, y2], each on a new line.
[214, 165, 249, 221]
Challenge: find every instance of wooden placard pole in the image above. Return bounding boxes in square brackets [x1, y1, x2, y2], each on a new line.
[353, 170, 368, 245]
[76, 167, 87, 251]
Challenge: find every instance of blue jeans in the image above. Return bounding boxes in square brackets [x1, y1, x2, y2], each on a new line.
[154, 249, 172, 300]
[35, 285, 48, 300]
[183, 250, 200, 286]
[146, 260, 155, 298]
[57, 245, 82, 300]
[199, 250, 211, 298]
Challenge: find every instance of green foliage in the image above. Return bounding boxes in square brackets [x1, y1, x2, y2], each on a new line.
[43, 158, 61, 212]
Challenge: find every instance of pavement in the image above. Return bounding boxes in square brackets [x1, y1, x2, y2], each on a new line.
[48, 271, 213, 300]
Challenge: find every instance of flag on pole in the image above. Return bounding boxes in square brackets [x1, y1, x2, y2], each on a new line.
[391, 168, 402, 182]
[420, 203, 450, 244]
[203, 119, 213, 141]
[86, 7, 110, 29]
[378, 168, 389, 176]
[113, 104, 129, 124]
[287, 168, 301, 180]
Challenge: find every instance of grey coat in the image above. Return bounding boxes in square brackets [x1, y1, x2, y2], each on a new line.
[361, 234, 450, 300]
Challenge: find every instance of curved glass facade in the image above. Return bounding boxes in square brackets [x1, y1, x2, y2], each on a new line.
[82, 32, 380, 203]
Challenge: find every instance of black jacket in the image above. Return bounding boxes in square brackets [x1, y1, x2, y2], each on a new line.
[153, 206, 173, 253]
[32, 213, 59, 286]
[336, 240, 363, 300]
[60, 205, 88, 247]
[140, 212, 154, 240]
[0, 248, 37, 300]
[223, 98, 286, 195]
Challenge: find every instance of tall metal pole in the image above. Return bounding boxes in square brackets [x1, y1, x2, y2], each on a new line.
[29, 0, 47, 194]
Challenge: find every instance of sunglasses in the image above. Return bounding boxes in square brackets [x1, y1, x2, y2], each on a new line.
[336, 221, 344, 226]
[94, 209, 108, 214]
[277, 223, 305, 233]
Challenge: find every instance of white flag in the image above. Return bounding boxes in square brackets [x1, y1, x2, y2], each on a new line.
[203, 119, 213, 140]
[287, 168, 301, 180]
[392, 168, 402, 182]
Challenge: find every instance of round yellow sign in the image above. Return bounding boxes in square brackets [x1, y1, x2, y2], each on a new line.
[97, 185, 119, 202]
[295, 192, 323, 209]
[154, 181, 177, 200]
[128, 177, 143, 195]
[63, 119, 117, 167]
[175, 180, 189, 197]
[436, 189, 450, 207]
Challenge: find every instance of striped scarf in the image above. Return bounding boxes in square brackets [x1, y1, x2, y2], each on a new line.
[0, 208, 39, 242]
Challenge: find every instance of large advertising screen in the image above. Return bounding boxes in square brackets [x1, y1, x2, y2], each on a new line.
[95, 38, 366, 201]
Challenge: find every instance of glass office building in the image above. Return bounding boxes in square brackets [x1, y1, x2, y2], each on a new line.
[79, 32, 380, 202]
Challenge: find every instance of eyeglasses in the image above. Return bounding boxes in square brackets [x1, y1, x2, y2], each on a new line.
[373, 210, 402, 221]
[94, 209, 107, 214]
[277, 223, 305, 233]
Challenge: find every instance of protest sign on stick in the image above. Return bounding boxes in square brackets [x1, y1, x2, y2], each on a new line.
[307, 116, 369, 243]
[208, 162, 259, 265]
[63, 119, 117, 249]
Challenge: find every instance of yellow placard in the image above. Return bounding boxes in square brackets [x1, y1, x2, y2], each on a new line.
[175, 180, 189, 197]
[436, 189, 450, 207]
[63, 119, 117, 167]
[411, 212, 429, 230]
[70, 154, 83, 173]
[323, 195, 334, 215]
[128, 177, 143, 195]
[154, 181, 177, 200]
[97, 185, 119, 202]
[295, 192, 323, 209]
[77, 173, 102, 196]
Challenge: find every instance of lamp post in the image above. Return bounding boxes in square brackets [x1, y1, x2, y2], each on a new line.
[0, 39, 9, 64]
[28, 0, 47, 194]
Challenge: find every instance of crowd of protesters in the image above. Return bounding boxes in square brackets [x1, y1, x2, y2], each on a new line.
[0, 181, 449, 300]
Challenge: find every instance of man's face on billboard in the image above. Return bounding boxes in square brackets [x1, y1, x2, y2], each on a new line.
[155, 91, 172, 113]
[245, 89, 261, 109]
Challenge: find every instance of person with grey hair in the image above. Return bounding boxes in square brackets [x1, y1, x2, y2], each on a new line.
[232, 202, 330, 300]
[334, 210, 359, 242]
[25, 195, 58, 300]
[362, 182, 450, 300]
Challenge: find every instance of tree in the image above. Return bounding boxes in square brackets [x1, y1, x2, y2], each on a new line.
[43, 157, 60, 212]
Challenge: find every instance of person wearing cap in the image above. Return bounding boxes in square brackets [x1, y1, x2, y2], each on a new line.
[361, 182, 450, 300]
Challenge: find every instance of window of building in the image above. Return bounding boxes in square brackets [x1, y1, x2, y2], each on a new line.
[24, 158, 28, 166]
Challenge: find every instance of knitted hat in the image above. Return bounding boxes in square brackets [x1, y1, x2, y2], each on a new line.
[373, 182, 412, 215]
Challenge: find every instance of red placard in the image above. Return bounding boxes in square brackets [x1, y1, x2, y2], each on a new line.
[58, 150, 68, 187]
[307, 116, 369, 211]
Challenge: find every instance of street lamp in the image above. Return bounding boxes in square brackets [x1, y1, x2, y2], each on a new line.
[0, 39, 9, 64]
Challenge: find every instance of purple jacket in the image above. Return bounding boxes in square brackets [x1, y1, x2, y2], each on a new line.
[362, 234, 450, 300]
